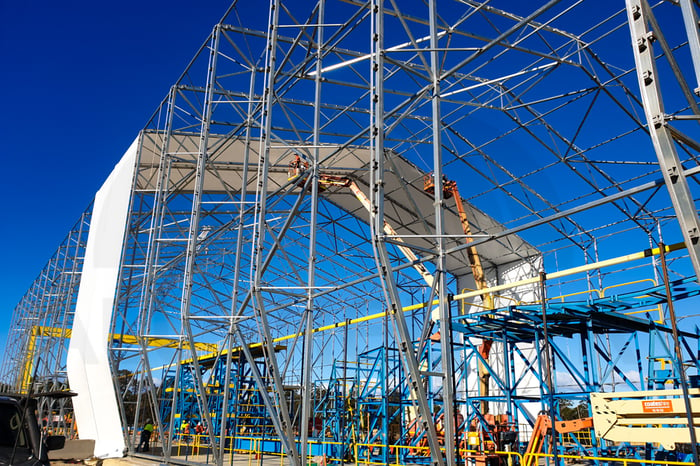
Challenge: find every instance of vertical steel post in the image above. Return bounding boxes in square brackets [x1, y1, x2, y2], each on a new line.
[658, 243, 700, 466]
[134, 85, 176, 457]
[585, 316, 604, 452]
[167, 341, 184, 460]
[428, 0, 457, 463]
[626, 0, 700, 282]
[382, 311, 390, 465]
[369, 1, 445, 466]
[249, 0, 302, 462]
[300, 2, 325, 462]
[342, 319, 349, 459]
[142, 86, 180, 462]
[177, 25, 222, 463]
[218, 67, 257, 464]
[539, 272, 558, 466]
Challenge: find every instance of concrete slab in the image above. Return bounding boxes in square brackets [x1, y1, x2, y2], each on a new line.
[49, 439, 95, 461]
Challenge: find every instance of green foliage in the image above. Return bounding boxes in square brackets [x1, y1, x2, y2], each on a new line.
[117, 369, 156, 428]
[559, 399, 589, 420]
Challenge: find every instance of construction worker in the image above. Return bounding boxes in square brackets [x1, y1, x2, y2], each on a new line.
[181, 419, 190, 443]
[136, 419, 154, 452]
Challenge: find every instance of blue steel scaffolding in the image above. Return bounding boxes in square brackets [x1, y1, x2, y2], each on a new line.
[450, 276, 700, 460]
[159, 347, 285, 453]
[157, 277, 700, 462]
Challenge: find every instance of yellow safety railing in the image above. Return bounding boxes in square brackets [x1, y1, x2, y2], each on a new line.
[551, 288, 602, 302]
[602, 278, 663, 323]
[525, 451, 693, 466]
[158, 433, 697, 466]
[460, 288, 520, 314]
[460, 278, 663, 323]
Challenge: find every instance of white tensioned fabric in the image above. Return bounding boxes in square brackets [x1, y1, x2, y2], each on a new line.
[66, 137, 138, 458]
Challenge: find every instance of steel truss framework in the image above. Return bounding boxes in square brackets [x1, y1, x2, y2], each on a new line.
[4, 1, 700, 465]
[0, 210, 91, 437]
[308, 277, 700, 464]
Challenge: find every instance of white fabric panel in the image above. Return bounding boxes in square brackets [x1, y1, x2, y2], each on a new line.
[66, 138, 138, 458]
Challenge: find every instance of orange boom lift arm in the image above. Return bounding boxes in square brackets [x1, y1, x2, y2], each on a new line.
[424, 174, 494, 414]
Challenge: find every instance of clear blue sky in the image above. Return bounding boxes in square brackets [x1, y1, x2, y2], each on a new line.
[0, 1, 232, 358]
[2, 1, 698, 371]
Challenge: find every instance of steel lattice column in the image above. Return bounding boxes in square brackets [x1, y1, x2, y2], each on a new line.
[177, 25, 223, 465]
[626, 0, 700, 282]
[429, 0, 458, 463]
[369, 2, 446, 466]
[248, 1, 303, 463]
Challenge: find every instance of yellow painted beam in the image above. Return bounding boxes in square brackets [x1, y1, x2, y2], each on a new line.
[20, 326, 217, 392]
[111, 334, 217, 352]
[453, 241, 686, 302]
[28, 326, 216, 352]
[269, 241, 688, 347]
[76, 241, 690, 380]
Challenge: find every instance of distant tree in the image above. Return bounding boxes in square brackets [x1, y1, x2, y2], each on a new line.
[559, 399, 589, 420]
[116, 369, 157, 427]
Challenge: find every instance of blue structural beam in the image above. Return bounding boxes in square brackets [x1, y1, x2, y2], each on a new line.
[453, 277, 700, 341]
[155, 277, 700, 462]
[158, 344, 286, 446]
[447, 276, 700, 460]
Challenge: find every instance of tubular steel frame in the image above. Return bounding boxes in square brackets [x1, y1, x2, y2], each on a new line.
[3, 1, 700, 466]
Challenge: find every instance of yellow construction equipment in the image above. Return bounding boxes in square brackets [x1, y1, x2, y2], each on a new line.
[591, 388, 700, 450]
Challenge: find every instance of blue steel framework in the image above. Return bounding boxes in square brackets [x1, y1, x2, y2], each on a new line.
[157, 347, 286, 444]
[451, 276, 700, 459]
[154, 274, 700, 462]
[295, 275, 700, 463]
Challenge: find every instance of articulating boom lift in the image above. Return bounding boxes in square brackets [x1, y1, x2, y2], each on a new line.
[290, 156, 499, 453]
[423, 174, 495, 416]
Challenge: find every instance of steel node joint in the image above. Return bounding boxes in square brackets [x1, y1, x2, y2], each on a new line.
[637, 33, 656, 52]
[667, 165, 679, 182]
[652, 113, 665, 128]
[631, 4, 641, 20]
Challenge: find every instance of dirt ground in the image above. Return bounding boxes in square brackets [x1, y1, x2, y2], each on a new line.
[51, 459, 157, 466]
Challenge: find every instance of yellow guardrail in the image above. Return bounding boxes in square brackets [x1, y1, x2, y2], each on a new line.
[159, 434, 696, 466]
[602, 278, 664, 323]
[526, 451, 693, 466]
[460, 277, 664, 325]
[460, 287, 521, 314]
